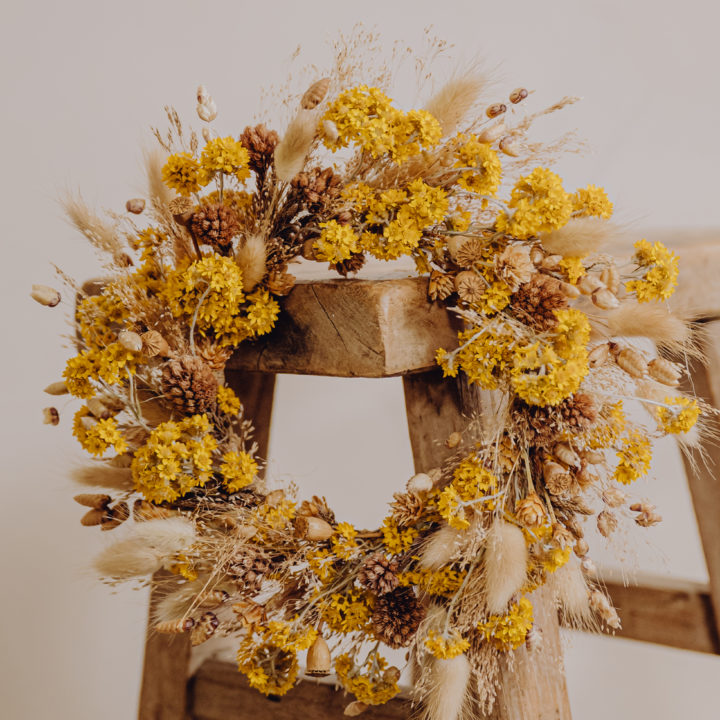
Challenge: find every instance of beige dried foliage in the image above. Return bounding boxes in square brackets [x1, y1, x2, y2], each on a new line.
[143, 147, 175, 208]
[94, 539, 163, 578]
[551, 559, 594, 629]
[541, 217, 615, 258]
[274, 109, 317, 182]
[606, 303, 696, 356]
[71, 464, 133, 491]
[424, 70, 487, 137]
[420, 525, 465, 570]
[235, 234, 267, 291]
[62, 192, 123, 257]
[483, 519, 528, 614]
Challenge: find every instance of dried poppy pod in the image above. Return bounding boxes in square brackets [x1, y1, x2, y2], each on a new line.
[43, 407, 60, 425]
[31, 284, 61, 307]
[141, 330, 170, 358]
[516, 493, 545, 528]
[477, 120, 505, 143]
[294, 515, 335, 541]
[301, 78, 331, 110]
[614, 347, 647, 379]
[553, 442, 581, 468]
[156, 618, 194, 634]
[486, 102, 507, 118]
[591, 287, 620, 310]
[191, 611, 219, 646]
[168, 196, 195, 227]
[509, 87, 529, 104]
[305, 635, 331, 677]
[118, 329, 143, 352]
[588, 343, 610, 368]
[455, 270, 485, 304]
[596, 510, 618, 537]
[647, 357, 681, 386]
[543, 461, 573, 495]
[126, 198, 145, 214]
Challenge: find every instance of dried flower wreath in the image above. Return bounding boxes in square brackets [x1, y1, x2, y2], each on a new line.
[36, 36, 707, 719]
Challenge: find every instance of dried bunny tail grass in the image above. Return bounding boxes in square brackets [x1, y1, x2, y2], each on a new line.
[61, 191, 124, 257]
[131, 516, 196, 554]
[143, 147, 175, 208]
[550, 559, 594, 629]
[483, 519, 527, 614]
[274, 109, 317, 182]
[540, 217, 617, 258]
[235, 234, 267, 291]
[420, 525, 466, 570]
[606, 303, 698, 357]
[71, 464, 133, 491]
[424, 69, 488, 137]
[94, 539, 163, 579]
[419, 654, 472, 720]
[154, 581, 205, 624]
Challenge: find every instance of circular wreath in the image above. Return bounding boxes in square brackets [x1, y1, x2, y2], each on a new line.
[37, 42, 706, 717]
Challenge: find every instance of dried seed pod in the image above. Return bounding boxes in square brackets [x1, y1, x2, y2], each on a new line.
[592, 287, 620, 310]
[580, 557, 597, 575]
[428, 270, 455, 301]
[596, 510, 618, 537]
[301, 78, 331, 109]
[588, 343, 610, 368]
[647, 358, 681, 387]
[44, 380, 69, 395]
[477, 121, 506, 143]
[191, 611, 219, 646]
[406, 473, 433, 495]
[602, 488, 627, 508]
[559, 281, 581, 299]
[635, 510, 662, 527]
[554, 442, 581, 468]
[575, 464, 599, 489]
[577, 273, 605, 295]
[581, 448, 605, 464]
[305, 635, 331, 677]
[141, 330, 170, 358]
[31, 284, 61, 307]
[79, 415, 97, 431]
[499, 136, 522, 156]
[109, 453, 132, 468]
[552, 523, 574, 548]
[118, 329, 143, 352]
[445, 431, 462, 449]
[80, 508, 107, 526]
[294, 515, 335, 541]
[43, 407, 59, 425]
[565, 517, 585, 539]
[455, 270, 485, 304]
[383, 667, 401, 683]
[529, 245, 545, 265]
[509, 87, 529, 104]
[615, 348, 646, 379]
[344, 702, 369, 717]
[197, 589, 229, 608]
[126, 198, 145, 214]
[301, 238, 319, 260]
[196, 85, 217, 122]
[574, 538, 589, 557]
[515, 493, 545, 528]
[86, 397, 112, 420]
[543, 461, 573, 495]
[169, 196, 195, 226]
[589, 590, 621, 629]
[156, 618, 194, 634]
[202, 127, 212, 143]
[101, 501, 129, 530]
[486, 103, 507, 118]
[74, 493, 111, 509]
[600, 265, 620, 294]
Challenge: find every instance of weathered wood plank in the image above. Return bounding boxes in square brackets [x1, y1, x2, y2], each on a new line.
[402, 375, 572, 720]
[189, 660, 408, 720]
[228, 277, 461, 378]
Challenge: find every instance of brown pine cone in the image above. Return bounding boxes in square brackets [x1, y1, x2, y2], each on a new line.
[239, 124, 279, 176]
[228, 549, 271, 592]
[161, 354, 218, 415]
[515, 393, 597, 447]
[292, 167, 342, 210]
[333, 252, 365, 277]
[371, 587, 425, 648]
[390, 492, 424, 527]
[512, 273, 568, 330]
[358, 553, 400, 595]
[197, 340, 233, 372]
[189, 202, 240, 255]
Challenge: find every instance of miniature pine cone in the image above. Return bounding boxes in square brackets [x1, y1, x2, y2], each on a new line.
[512, 274, 568, 330]
[390, 491, 424, 527]
[161, 355, 218, 414]
[358, 553, 400, 595]
[228, 549, 271, 592]
[333, 252, 366, 277]
[240, 124, 280, 175]
[197, 340, 233, 372]
[292, 167, 342, 210]
[516, 393, 597, 447]
[189, 202, 240, 255]
[371, 587, 425, 648]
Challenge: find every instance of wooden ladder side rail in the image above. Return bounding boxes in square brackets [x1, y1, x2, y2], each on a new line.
[137, 372, 277, 720]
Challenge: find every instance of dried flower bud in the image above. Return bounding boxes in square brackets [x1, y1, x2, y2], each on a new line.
[509, 87, 529, 104]
[101, 501, 129, 530]
[383, 666, 401, 683]
[301, 78, 331, 109]
[306, 635, 332, 677]
[407, 473, 433, 495]
[615, 347, 646, 379]
[602, 488, 627, 508]
[44, 380, 69, 395]
[455, 270, 485, 303]
[576, 464, 599, 489]
[294, 515, 335, 541]
[589, 590, 621, 629]
[581, 448, 605, 464]
[540, 254, 562, 270]
[31, 284, 61, 307]
[267, 270, 296, 296]
[630, 501, 662, 527]
[80, 508, 107, 526]
[191, 611, 219, 646]
[445, 431, 462, 449]
[486, 103, 507, 118]
[428, 270, 455, 301]
[156, 618, 194, 634]
[515, 493, 545, 528]
[141, 330, 170, 358]
[529, 245, 545, 265]
[592, 287, 620, 310]
[118, 329, 143, 353]
[596, 510, 618, 537]
[559, 281, 581, 299]
[126, 198, 145, 214]
[552, 523, 574, 548]
[477, 121, 506, 143]
[647, 358, 681, 387]
[43, 407, 59, 425]
[554, 442, 581, 468]
[202, 127, 213, 143]
[344, 702, 369, 717]
[196, 86, 217, 122]
[499, 136, 522, 157]
[588, 343, 610, 369]
[600, 265, 620, 294]
[580, 557, 597, 575]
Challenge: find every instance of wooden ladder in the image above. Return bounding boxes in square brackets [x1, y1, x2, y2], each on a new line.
[137, 231, 720, 720]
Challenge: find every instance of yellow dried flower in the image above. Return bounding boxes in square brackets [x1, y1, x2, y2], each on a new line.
[453, 135, 502, 196]
[424, 629, 470, 659]
[398, 567, 466, 598]
[477, 597, 534, 650]
[162, 152, 201, 196]
[72, 407, 127, 456]
[216, 385, 241, 415]
[381, 516, 418, 554]
[321, 590, 372, 633]
[334, 653, 400, 706]
[572, 185, 613, 219]
[614, 431, 652, 484]
[220, 451, 258, 492]
[558, 256, 586, 284]
[199, 136, 250, 184]
[626, 239, 679, 302]
[313, 220, 360, 263]
[655, 396, 700, 435]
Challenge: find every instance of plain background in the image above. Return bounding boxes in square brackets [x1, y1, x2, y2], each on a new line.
[2, 0, 720, 718]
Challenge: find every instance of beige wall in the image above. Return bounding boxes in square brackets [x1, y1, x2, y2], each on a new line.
[2, 0, 719, 717]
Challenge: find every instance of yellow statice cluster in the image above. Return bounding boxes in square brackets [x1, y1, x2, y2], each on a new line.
[626, 239, 679, 302]
[398, 566, 467, 598]
[220, 450, 258, 492]
[64, 342, 138, 398]
[477, 598, 534, 650]
[131, 415, 217, 503]
[252, 498, 296, 532]
[334, 653, 401, 706]
[167, 553, 198, 582]
[72, 407, 127, 457]
[453, 135, 502, 196]
[322, 85, 441, 163]
[331, 522, 359, 559]
[306, 548, 336, 582]
[161, 137, 250, 196]
[381, 516, 418, 554]
[495, 168, 573, 239]
[321, 590, 372, 633]
[244, 289, 280, 336]
[571, 184, 614, 219]
[216, 385, 241, 415]
[313, 220, 359, 263]
[424, 629, 470, 659]
[656, 396, 700, 435]
[613, 431, 653, 485]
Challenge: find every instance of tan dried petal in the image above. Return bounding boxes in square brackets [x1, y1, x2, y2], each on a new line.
[576, 464, 599, 489]
[553, 442, 581, 468]
[455, 270, 485, 303]
[496, 245, 534, 290]
[600, 265, 620, 294]
[191, 611, 219, 646]
[577, 273, 605, 295]
[588, 343, 610, 368]
[44, 380, 69, 395]
[31, 284, 61, 307]
[602, 488, 627, 508]
[574, 539, 589, 557]
[589, 590, 621, 629]
[591, 288, 620, 310]
[267, 269, 296, 296]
